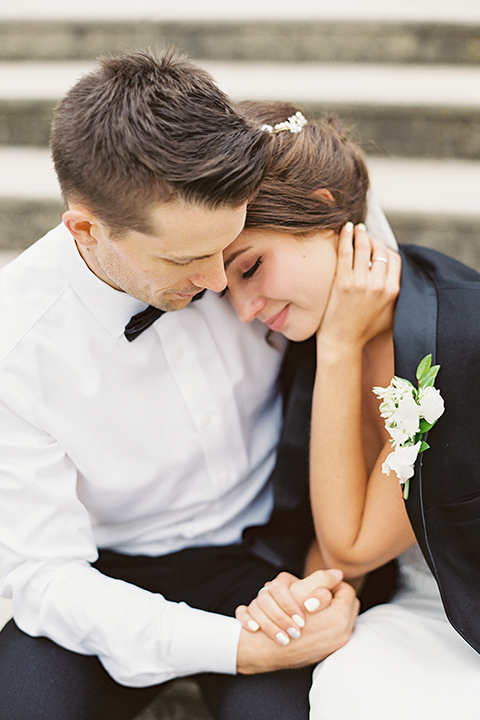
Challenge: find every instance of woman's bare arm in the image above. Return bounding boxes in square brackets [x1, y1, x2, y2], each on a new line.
[310, 223, 416, 577]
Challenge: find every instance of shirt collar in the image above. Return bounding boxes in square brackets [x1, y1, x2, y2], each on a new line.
[57, 223, 147, 339]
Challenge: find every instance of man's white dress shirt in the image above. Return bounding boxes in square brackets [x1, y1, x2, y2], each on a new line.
[0, 224, 285, 686]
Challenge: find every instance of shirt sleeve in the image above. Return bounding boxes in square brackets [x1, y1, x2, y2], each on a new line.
[0, 400, 242, 686]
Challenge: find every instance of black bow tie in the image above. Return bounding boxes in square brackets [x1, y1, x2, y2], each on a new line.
[124, 290, 205, 342]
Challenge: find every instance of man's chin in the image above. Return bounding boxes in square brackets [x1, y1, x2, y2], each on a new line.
[156, 295, 196, 312]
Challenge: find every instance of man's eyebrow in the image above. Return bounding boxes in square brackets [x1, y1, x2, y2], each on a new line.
[224, 246, 252, 270]
[169, 253, 214, 262]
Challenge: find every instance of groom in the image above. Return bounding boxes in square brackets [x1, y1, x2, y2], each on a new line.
[0, 48, 359, 720]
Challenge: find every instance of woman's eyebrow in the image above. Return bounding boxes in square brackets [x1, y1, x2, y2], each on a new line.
[224, 246, 253, 269]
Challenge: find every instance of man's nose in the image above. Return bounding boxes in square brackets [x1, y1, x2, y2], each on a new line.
[191, 255, 228, 293]
[229, 289, 266, 323]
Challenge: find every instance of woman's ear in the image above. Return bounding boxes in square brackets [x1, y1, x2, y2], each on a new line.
[62, 204, 101, 248]
[312, 188, 334, 203]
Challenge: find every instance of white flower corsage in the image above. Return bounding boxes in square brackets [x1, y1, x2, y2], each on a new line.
[373, 354, 445, 499]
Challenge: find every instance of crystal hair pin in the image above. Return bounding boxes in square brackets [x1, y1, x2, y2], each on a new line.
[261, 111, 307, 135]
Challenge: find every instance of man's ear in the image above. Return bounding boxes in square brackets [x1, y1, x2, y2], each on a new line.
[63, 204, 102, 248]
[312, 188, 334, 203]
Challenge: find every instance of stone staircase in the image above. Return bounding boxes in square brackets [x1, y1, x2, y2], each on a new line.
[1, 1, 480, 266]
[0, 1, 479, 717]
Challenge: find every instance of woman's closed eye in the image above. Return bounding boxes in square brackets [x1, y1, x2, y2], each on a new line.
[242, 257, 262, 280]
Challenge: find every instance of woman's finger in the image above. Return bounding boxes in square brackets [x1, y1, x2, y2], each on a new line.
[289, 569, 342, 613]
[235, 605, 260, 633]
[368, 237, 390, 284]
[240, 596, 298, 646]
[351, 223, 372, 281]
[255, 586, 304, 640]
[261, 572, 307, 628]
[336, 222, 355, 275]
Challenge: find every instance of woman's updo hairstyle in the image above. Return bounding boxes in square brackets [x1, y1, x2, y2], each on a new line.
[238, 101, 369, 233]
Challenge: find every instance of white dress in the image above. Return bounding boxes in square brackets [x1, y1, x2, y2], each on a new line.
[310, 545, 480, 719]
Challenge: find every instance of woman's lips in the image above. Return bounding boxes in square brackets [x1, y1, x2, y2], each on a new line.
[265, 305, 290, 332]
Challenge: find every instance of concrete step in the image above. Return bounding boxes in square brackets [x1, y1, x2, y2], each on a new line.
[1, 16, 480, 65]
[1, 147, 479, 268]
[2, 0, 480, 63]
[4, 0, 480, 22]
[1, 61, 479, 159]
[0, 146, 62, 249]
[368, 157, 480, 271]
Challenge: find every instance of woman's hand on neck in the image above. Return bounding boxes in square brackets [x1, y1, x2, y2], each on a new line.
[316, 223, 400, 364]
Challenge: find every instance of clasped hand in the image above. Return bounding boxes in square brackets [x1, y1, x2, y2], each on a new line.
[235, 569, 359, 673]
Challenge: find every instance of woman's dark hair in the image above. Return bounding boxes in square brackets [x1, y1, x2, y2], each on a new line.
[50, 48, 271, 235]
[238, 101, 369, 233]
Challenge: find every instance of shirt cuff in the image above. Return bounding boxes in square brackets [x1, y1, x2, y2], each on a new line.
[169, 603, 242, 676]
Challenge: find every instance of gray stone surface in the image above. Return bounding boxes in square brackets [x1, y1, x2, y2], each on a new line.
[387, 214, 480, 272]
[3, 96, 479, 161]
[2, 58, 480, 165]
[0, 198, 63, 250]
[1, 19, 480, 64]
[0, 99, 54, 146]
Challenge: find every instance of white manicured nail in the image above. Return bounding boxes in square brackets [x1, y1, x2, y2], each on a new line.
[276, 632, 290, 646]
[344, 221, 353, 232]
[304, 597, 321, 612]
[292, 614, 305, 628]
[247, 620, 260, 632]
[287, 627, 301, 639]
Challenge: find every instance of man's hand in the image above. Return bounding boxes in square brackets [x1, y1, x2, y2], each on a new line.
[236, 570, 359, 674]
[236, 570, 340, 644]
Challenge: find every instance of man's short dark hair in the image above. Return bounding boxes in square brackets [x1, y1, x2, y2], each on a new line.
[51, 47, 270, 234]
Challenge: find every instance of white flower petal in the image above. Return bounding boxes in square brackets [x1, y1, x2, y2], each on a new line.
[382, 442, 422, 483]
[418, 386, 445, 424]
[382, 459, 393, 476]
[390, 393, 421, 436]
[387, 425, 411, 445]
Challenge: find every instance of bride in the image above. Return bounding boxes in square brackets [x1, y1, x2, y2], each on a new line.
[223, 101, 480, 718]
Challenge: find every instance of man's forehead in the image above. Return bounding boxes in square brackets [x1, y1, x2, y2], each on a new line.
[145, 200, 247, 257]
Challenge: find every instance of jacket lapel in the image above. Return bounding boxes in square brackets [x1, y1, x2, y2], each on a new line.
[393, 247, 438, 570]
